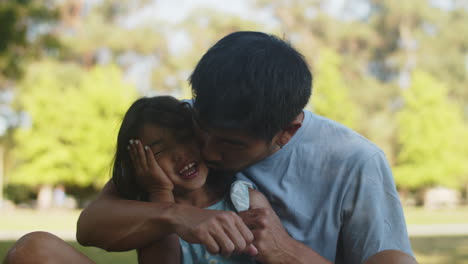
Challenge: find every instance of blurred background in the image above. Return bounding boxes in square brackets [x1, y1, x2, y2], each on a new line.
[0, 0, 467, 263]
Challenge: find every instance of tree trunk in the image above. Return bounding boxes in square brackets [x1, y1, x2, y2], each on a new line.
[37, 184, 53, 209]
[0, 145, 3, 210]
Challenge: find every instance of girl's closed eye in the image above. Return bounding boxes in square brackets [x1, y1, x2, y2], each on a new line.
[153, 149, 165, 157]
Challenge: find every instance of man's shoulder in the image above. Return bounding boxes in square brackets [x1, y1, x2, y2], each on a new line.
[303, 111, 382, 162]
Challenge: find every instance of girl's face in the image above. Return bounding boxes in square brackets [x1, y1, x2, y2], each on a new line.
[137, 123, 209, 194]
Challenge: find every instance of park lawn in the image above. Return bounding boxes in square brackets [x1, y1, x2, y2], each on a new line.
[1, 207, 468, 263]
[403, 206, 468, 225]
[2, 206, 468, 231]
[411, 236, 468, 264]
[0, 209, 81, 231]
[0, 236, 467, 264]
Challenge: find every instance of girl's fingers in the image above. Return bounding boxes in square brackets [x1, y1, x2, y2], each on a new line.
[135, 140, 148, 171]
[145, 146, 171, 181]
[128, 141, 137, 163]
[129, 139, 145, 171]
[145, 146, 163, 172]
[144, 146, 156, 168]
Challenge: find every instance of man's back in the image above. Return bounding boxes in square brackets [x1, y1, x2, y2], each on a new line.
[237, 110, 413, 263]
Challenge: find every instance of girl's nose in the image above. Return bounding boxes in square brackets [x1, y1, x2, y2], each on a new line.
[172, 144, 190, 162]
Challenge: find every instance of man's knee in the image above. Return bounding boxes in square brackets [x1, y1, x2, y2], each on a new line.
[4, 231, 62, 264]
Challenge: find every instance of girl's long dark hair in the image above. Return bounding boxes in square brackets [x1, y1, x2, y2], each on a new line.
[112, 96, 192, 200]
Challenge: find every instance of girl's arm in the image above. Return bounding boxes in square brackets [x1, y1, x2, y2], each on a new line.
[131, 142, 181, 264]
[137, 235, 181, 264]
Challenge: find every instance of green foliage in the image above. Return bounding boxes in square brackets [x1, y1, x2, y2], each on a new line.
[394, 71, 468, 189]
[370, 0, 468, 99]
[308, 48, 358, 129]
[160, 9, 265, 97]
[9, 61, 136, 187]
[1, 0, 467, 194]
[60, 12, 166, 56]
[0, 0, 59, 85]
[3, 184, 36, 204]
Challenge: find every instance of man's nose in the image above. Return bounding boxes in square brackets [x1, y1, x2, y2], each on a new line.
[201, 136, 222, 163]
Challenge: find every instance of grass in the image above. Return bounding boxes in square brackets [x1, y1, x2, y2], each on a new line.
[1, 206, 468, 263]
[0, 206, 468, 231]
[403, 206, 468, 225]
[411, 236, 468, 264]
[0, 209, 80, 231]
[1, 206, 467, 231]
[0, 237, 467, 264]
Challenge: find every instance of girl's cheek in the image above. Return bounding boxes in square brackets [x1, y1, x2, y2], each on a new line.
[158, 158, 173, 173]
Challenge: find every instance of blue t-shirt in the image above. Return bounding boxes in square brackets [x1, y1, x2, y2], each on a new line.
[236, 110, 413, 263]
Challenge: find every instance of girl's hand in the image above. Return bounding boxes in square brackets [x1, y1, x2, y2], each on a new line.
[128, 139, 174, 195]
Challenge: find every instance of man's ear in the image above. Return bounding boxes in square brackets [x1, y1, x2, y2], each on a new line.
[274, 119, 302, 147]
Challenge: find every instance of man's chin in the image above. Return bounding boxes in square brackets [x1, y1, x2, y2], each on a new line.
[209, 167, 237, 175]
[208, 166, 242, 176]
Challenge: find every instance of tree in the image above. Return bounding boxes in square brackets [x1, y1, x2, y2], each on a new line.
[9, 61, 136, 195]
[308, 48, 358, 129]
[161, 8, 265, 98]
[0, 0, 59, 87]
[394, 71, 467, 190]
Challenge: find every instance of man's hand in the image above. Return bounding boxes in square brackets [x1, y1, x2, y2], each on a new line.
[172, 205, 257, 257]
[238, 202, 296, 263]
[239, 190, 330, 264]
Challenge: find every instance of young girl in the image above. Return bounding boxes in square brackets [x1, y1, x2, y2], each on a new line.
[111, 96, 259, 264]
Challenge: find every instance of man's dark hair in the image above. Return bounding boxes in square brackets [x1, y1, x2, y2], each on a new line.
[190, 31, 313, 141]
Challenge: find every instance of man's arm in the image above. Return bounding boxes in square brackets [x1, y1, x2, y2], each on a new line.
[340, 151, 415, 263]
[239, 189, 331, 264]
[77, 179, 255, 254]
[76, 180, 176, 251]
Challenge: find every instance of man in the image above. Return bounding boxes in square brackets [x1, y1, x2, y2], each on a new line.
[5, 31, 416, 264]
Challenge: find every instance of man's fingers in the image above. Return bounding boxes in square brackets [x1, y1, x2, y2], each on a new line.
[238, 210, 259, 230]
[222, 225, 247, 254]
[234, 216, 254, 245]
[210, 228, 235, 257]
[197, 232, 220, 255]
[244, 244, 258, 257]
[216, 212, 250, 254]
